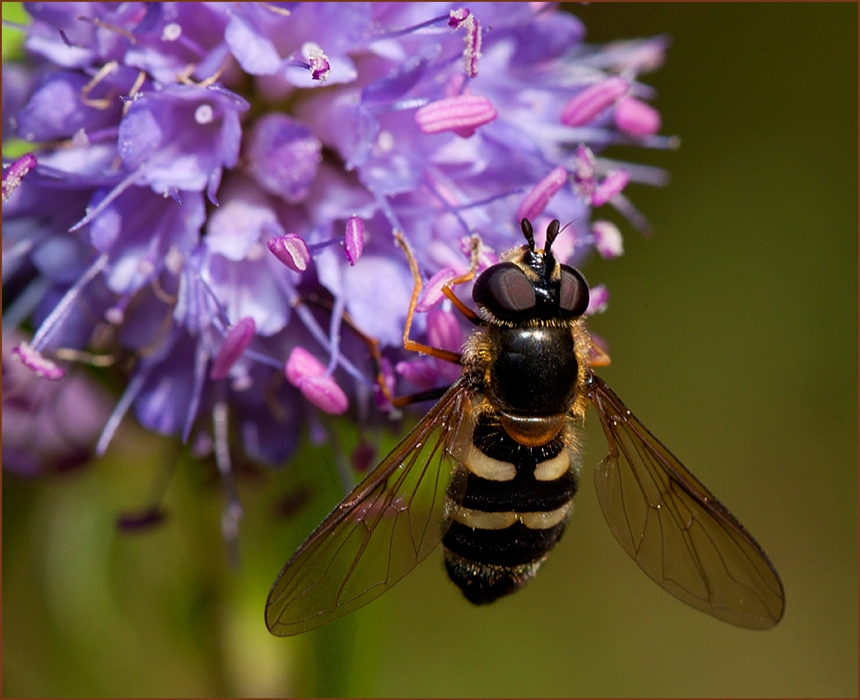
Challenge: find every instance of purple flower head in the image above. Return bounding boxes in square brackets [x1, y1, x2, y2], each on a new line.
[3, 3, 673, 546]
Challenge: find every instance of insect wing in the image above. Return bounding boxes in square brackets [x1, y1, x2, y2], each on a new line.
[266, 382, 470, 636]
[587, 375, 785, 629]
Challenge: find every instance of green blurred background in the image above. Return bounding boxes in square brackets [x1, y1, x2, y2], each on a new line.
[3, 3, 857, 697]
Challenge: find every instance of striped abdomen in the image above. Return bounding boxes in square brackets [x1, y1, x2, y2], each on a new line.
[443, 411, 581, 604]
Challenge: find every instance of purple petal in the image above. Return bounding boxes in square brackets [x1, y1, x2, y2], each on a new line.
[118, 85, 245, 195]
[245, 113, 321, 203]
[207, 176, 280, 261]
[202, 253, 290, 337]
[224, 13, 282, 75]
[89, 186, 204, 294]
[426, 309, 464, 353]
[132, 334, 197, 436]
[16, 71, 123, 141]
[337, 254, 413, 348]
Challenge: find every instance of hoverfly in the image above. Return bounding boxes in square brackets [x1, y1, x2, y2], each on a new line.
[265, 219, 785, 635]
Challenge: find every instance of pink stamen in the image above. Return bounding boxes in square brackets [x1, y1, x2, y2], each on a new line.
[11, 342, 65, 380]
[592, 169, 630, 207]
[614, 96, 662, 137]
[395, 358, 438, 390]
[296, 375, 348, 415]
[415, 94, 497, 138]
[344, 216, 365, 265]
[449, 8, 481, 78]
[285, 346, 349, 414]
[307, 47, 331, 83]
[210, 317, 256, 380]
[516, 166, 568, 222]
[572, 144, 596, 200]
[448, 8, 471, 27]
[592, 220, 624, 258]
[560, 77, 628, 127]
[2, 153, 37, 203]
[586, 284, 609, 315]
[285, 346, 326, 385]
[417, 266, 459, 312]
[267, 234, 311, 272]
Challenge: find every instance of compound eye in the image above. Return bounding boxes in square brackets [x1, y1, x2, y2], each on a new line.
[473, 263, 536, 316]
[559, 265, 589, 316]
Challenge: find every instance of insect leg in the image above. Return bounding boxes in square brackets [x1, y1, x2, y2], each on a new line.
[394, 231, 465, 364]
[441, 234, 482, 325]
[589, 337, 612, 367]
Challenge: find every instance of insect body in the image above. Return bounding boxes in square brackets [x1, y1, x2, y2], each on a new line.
[439, 223, 592, 604]
[265, 219, 785, 635]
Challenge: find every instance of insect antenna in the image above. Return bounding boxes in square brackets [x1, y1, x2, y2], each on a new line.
[520, 218, 536, 251]
[545, 219, 561, 256]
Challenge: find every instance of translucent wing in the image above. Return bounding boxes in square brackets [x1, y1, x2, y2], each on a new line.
[587, 375, 785, 629]
[266, 381, 471, 636]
